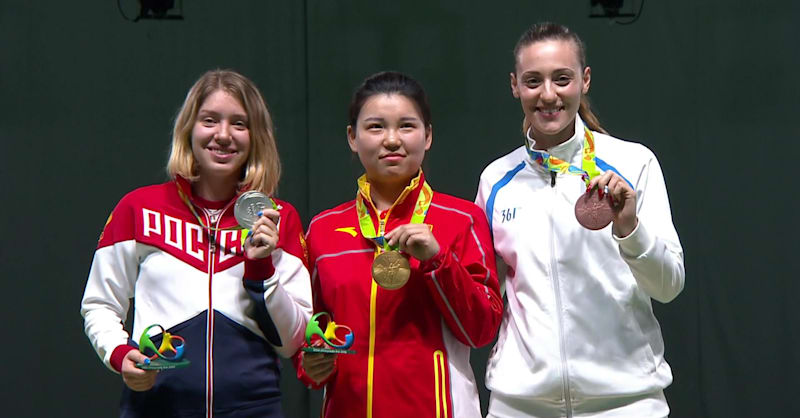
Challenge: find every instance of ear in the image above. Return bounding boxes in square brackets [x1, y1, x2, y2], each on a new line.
[347, 125, 357, 152]
[582, 66, 591, 95]
[510, 72, 520, 98]
[424, 124, 433, 151]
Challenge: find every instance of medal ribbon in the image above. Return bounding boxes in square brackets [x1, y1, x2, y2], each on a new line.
[526, 126, 603, 186]
[355, 172, 433, 252]
[175, 181, 276, 234]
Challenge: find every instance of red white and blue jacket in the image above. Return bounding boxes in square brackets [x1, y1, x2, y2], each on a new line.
[81, 177, 312, 417]
[296, 172, 503, 418]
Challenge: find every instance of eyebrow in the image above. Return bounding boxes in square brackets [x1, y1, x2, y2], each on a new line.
[361, 116, 421, 122]
[197, 110, 248, 120]
[521, 68, 575, 77]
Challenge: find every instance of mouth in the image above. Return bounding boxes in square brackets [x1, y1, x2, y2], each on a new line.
[535, 106, 565, 116]
[206, 146, 238, 159]
[379, 152, 405, 160]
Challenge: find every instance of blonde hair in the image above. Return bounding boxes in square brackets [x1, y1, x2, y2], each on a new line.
[514, 22, 608, 135]
[167, 69, 281, 195]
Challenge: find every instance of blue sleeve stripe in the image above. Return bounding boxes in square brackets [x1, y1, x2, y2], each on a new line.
[486, 161, 526, 231]
[595, 157, 634, 189]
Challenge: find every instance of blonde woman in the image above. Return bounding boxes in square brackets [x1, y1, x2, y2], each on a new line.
[81, 69, 311, 417]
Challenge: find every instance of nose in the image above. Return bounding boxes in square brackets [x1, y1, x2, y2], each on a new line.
[540, 80, 557, 103]
[215, 121, 232, 143]
[383, 130, 401, 150]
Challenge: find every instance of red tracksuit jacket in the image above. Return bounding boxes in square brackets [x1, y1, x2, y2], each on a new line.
[297, 172, 502, 418]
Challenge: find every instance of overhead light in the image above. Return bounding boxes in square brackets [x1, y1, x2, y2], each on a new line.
[589, 0, 644, 24]
[118, 0, 184, 22]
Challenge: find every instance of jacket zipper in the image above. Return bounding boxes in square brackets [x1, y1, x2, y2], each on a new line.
[548, 173, 572, 417]
[367, 206, 391, 418]
[206, 212, 216, 418]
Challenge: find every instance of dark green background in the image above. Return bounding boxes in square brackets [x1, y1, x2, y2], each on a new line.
[3, 1, 798, 417]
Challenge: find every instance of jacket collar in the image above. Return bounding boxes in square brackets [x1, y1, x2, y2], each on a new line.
[174, 176, 240, 210]
[357, 170, 426, 221]
[526, 116, 586, 166]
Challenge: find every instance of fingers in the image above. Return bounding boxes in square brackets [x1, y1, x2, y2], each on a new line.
[303, 352, 337, 383]
[588, 171, 638, 237]
[385, 224, 439, 261]
[385, 224, 424, 249]
[587, 171, 633, 204]
[248, 209, 280, 248]
[121, 350, 158, 392]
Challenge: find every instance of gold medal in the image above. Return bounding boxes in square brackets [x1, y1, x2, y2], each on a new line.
[371, 251, 411, 290]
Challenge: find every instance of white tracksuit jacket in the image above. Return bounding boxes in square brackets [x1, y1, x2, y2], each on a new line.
[476, 117, 684, 417]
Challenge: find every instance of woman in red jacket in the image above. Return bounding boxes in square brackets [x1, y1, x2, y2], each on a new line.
[297, 71, 503, 418]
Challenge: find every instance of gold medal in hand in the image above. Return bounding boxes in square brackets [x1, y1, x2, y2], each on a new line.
[371, 251, 411, 290]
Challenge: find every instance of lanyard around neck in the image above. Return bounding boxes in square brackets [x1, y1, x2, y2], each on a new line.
[176, 182, 242, 233]
[355, 177, 433, 251]
[525, 126, 602, 186]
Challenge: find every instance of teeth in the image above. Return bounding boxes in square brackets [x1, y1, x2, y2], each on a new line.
[539, 108, 562, 114]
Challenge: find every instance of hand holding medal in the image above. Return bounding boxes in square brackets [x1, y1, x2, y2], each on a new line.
[527, 127, 635, 232]
[584, 170, 638, 237]
[357, 180, 435, 290]
[384, 224, 439, 262]
[235, 191, 281, 259]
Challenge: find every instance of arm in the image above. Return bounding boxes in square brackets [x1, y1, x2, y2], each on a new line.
[80, 198, 140, 374]
[390, 204, 503, 348]
[291, 222, 337, 389]
[609, 152, 685, 303]
[243, 203, 313, 358]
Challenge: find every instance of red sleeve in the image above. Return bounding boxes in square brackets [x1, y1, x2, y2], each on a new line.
[420, 204, 503, 348]
[110, 344, 137, 373]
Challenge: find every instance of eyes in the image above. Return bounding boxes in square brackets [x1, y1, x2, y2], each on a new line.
[522, 74, 573, 88]
[364, 120, 420, 132]
[198, 115, 248, 130]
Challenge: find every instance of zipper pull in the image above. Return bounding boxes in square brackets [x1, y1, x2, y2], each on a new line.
[550, 171, 556, 187]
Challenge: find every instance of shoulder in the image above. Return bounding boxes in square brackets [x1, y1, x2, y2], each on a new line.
[307, 200, 357, 235]
[117, 182, 175, 208]
[272, 198, 301, 222]
[98, 182, 172, 248]
[593, 131, 657, 163]
[478, 146, 528, 185]
[273, 198, 305, 232]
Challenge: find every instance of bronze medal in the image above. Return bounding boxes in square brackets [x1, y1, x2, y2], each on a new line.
[371, 251, 411, 290]
[574, 191, 614, 230]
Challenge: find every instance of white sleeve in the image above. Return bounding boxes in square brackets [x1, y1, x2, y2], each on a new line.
[614, 153, 685, 303]
[261, 249, 313, 358]
[80, 241, 139, 372]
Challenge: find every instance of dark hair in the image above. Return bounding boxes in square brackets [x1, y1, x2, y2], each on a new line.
[513, 22, 607, 134]
[348, 71, 432, 129]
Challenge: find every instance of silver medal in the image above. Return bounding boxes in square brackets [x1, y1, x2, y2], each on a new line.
[234, 191, 270, 229]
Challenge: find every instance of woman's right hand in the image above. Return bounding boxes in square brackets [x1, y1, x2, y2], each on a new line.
[121, 350, 158, 391]
[244, 209, 281, 260]
[302, 343, 337, 384]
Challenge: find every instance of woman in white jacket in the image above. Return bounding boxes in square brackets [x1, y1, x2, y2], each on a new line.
[476, 22, 685, 417]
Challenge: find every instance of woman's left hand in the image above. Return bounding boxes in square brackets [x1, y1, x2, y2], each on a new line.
[385, 224, 440, 261]
[244, 209, 280, 259]
[588, 171, 638, 238]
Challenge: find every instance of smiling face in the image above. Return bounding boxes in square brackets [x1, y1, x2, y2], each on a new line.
[511, 39, 591, 148]
[347, 93, 432, 189]
[190, 90, 251, 186]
